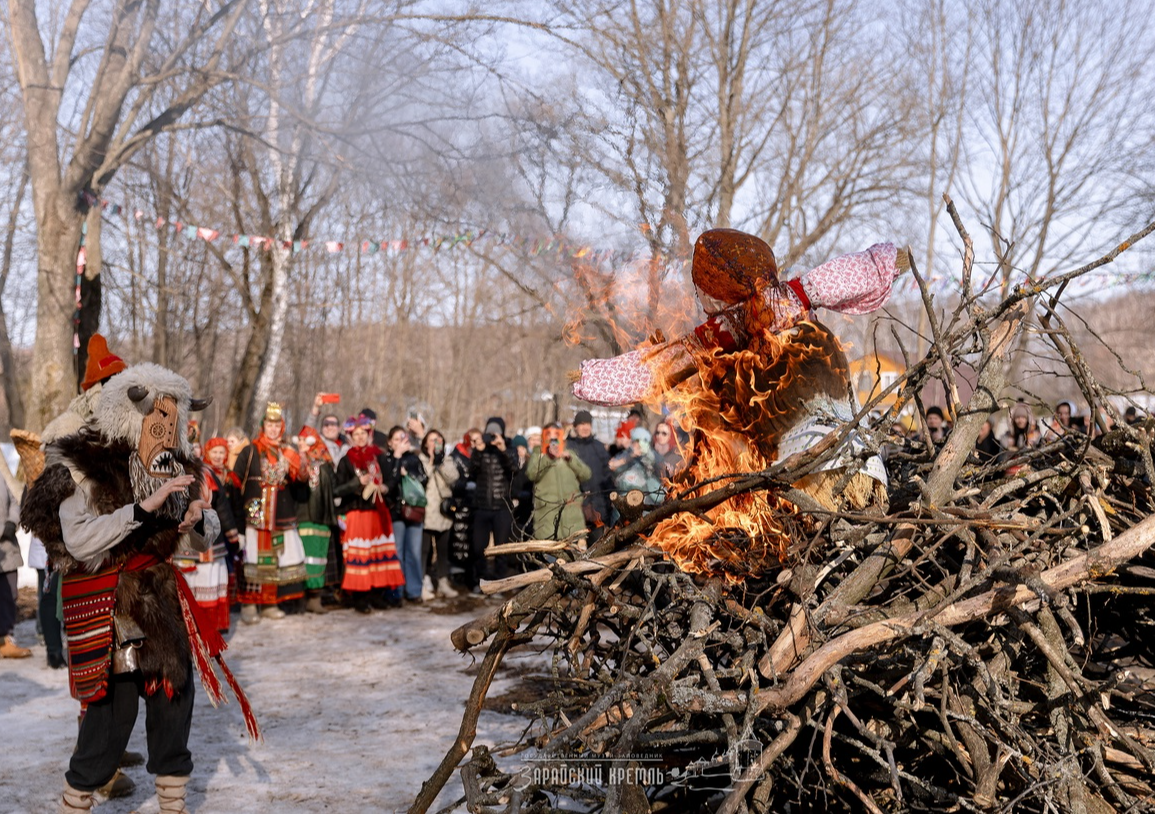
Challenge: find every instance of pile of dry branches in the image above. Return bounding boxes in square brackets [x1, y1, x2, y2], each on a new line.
[411, 206, 1155, 814]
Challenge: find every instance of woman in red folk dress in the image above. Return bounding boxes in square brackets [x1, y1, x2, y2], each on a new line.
[334, 416, 404, 613]
[203, 438, 243, 614]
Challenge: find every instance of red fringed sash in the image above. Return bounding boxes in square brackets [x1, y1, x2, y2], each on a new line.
[63, 552, 260, 739]
[123, 553, 261, 740]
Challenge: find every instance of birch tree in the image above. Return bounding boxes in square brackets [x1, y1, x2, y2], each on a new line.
[211, 0, 381, 429]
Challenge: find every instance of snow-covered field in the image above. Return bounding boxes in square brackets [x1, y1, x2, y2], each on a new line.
[0, 598, 532, 813]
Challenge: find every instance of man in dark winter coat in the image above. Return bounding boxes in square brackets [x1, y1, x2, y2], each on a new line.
[567, 410, 612, 540]
[466, 417, 515, 590]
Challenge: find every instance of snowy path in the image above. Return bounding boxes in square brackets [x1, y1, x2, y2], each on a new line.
[0, 599, 530, 813]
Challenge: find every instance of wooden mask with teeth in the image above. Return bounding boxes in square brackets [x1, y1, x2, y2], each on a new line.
[139, 396, 181, 477]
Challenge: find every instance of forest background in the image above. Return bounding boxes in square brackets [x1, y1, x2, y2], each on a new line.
[1, 0, 1154, 439]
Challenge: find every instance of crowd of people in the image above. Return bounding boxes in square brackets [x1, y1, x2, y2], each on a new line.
[2, 393, 689, 670]
[902, 399, 1145, 472]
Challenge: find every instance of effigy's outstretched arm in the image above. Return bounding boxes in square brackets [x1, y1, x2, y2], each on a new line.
[571, 244, 907, 407]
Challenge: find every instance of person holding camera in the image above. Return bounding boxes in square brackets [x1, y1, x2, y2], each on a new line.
[526, 423, 592, 541]
[466, 417, 516, 591]
[608, 426, 664, 506]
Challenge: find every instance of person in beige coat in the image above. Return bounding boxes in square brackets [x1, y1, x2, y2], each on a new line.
[419, 430, 461, 598]
[0, 473, 29, 658]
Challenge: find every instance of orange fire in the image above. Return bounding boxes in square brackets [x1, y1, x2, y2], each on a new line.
[645, 321, 850, 583]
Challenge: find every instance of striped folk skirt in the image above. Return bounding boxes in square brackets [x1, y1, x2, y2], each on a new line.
[298, 522, 331, 591]
[238, 527, 307, 605]
[175, 558, 230, 632]
[341, 509, 404, 592]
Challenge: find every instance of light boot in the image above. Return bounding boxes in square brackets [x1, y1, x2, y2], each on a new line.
[155, 775, 190, 814]
[240, 604, 261, 625]
[260, 605, 286, 620]
[60, 782, 93, 812]
[422, 575, 436, 601]
[436, 578, 459, 598]
[1, 634, 32, 658]
[305, 592, 326, 614]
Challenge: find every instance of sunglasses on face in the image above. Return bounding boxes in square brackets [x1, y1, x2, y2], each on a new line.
[322, 421, 339, 427]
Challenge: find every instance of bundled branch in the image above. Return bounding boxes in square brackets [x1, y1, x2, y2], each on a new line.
[412, 207, 1155, 814]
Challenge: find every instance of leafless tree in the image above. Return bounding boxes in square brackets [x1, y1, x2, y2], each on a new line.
[960, 0, 1155, 298]
[4, 0, 247, 429]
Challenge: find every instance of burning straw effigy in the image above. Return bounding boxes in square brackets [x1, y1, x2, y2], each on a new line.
[412, 203, 1155, 814]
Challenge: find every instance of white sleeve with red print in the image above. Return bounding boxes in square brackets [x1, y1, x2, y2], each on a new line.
[572, 348, 658, 407]
[798, 242, 899, 315]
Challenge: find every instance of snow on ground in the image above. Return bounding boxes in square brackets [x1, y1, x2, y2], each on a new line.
[0, 598, 534, 813]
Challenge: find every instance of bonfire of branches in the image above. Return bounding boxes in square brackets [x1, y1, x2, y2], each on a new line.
[412, 204, 1155, 814]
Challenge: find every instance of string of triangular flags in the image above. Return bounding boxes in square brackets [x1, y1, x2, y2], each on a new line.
[80, 191, 639, 266]
[79, 191, 1154, 290]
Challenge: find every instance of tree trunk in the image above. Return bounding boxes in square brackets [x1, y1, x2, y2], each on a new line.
[76, 205, 103, 387]
[224, 284, 274, 432]
[28, 212, 84, 431]
[248, 243, 293, 428]
[0, 168, 29, 429]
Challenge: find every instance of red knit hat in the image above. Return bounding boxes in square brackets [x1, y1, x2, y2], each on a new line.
[203, 437, 228, 458]
[81, 334, 126, 391]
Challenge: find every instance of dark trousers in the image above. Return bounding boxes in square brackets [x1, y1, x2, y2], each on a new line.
[37, 569, 64, 660]
[0, 570, 17, 637]
[467, 508, 512, 587]
[66, 662, 195, 791]
[423, 528, 452, 582]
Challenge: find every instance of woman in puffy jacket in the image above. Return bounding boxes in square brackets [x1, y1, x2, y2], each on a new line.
[608, 426, 664, 506]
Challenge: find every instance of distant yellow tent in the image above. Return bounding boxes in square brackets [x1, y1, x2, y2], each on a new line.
[849, 352, 905, 412]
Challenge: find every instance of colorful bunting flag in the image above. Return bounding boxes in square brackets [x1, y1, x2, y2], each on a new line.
[325, 241, 344, 253]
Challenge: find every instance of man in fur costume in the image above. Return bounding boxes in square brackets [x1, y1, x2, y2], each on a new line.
[20, 362, 259, 813]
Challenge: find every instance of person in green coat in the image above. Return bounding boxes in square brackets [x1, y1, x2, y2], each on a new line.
[526, 423, 593, 540]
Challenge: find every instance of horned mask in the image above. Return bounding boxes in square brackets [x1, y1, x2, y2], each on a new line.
[92, 362, 212, 479]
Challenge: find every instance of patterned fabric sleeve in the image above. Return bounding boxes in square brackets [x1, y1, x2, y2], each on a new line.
[798, 242, 900, 315]
[572, 348, 659, 407]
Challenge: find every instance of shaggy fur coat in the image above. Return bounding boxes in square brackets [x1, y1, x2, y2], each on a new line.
[22, 429, 205, 694]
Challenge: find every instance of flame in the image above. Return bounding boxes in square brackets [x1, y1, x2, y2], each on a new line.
[561, 256, 697, 352]
[646, 321, 850, 583]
